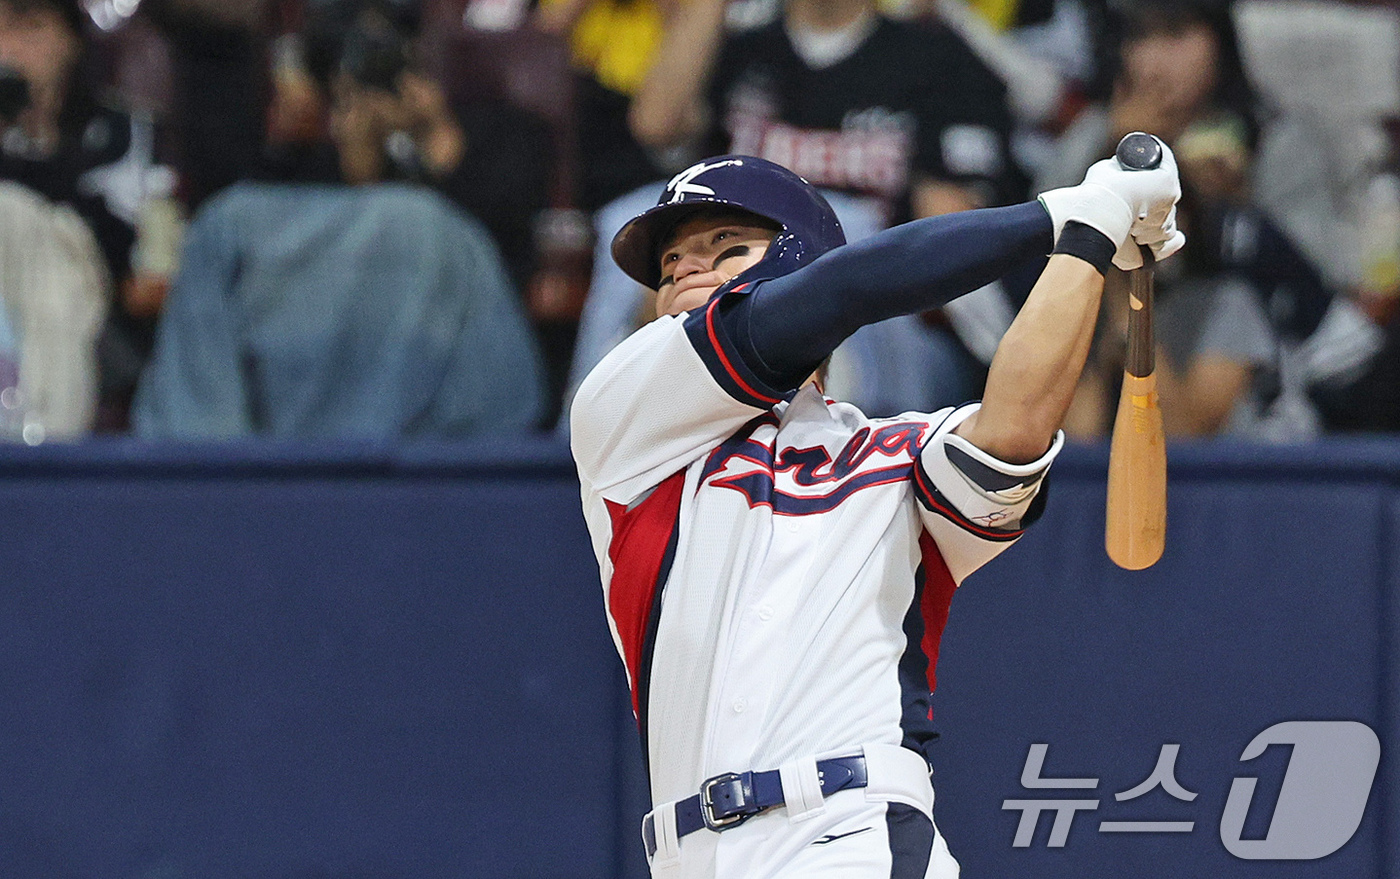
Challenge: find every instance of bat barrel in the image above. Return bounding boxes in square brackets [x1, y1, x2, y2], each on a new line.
[1105, 371, 1167, 570]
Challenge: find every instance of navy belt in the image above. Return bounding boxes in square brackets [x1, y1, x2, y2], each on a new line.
[644, 755, 868, 858]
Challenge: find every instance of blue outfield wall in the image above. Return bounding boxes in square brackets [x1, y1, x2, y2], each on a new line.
[0, 436, 1395, 878]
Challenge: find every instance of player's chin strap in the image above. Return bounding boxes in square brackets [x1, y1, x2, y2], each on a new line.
[642, 743, 933, 861]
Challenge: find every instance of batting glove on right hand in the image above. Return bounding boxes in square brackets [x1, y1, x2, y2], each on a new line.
[1118, 204, 1186, 270]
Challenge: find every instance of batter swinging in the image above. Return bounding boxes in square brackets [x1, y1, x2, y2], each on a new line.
[571, 150, 1182, 878]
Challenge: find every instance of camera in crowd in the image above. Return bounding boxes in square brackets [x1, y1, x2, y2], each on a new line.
[0, 64, 30, 123]
[303, 0, 420, 94]
[338, 19, 408, 92]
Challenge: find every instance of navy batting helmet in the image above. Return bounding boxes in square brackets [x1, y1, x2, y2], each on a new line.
[612, 156, 846, 291]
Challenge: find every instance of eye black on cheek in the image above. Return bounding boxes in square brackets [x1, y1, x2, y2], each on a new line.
[711, 244, 751, 269]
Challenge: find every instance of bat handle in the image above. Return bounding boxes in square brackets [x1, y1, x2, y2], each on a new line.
[1115, 132, 1163, 171]
[1116, 133, 1162, 268]
[1115, 133, 1160, 269]
[1125, 255, 1155, 377]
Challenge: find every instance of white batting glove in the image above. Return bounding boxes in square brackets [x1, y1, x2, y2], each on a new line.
[1038, 135, 1184, 270]
[1117, 204, 1187, 270]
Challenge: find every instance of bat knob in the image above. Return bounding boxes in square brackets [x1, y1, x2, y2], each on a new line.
[1115, 132, 1163, 171]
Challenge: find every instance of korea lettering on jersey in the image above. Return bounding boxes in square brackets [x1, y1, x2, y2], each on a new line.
[570, 298, 1059, 876]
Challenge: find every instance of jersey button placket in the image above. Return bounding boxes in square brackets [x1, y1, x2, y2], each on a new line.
[711, 572, 787, 763]
[712, 512, 807, 768]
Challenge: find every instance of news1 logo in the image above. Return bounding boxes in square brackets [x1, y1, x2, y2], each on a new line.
[1002, 721, 1381, 860]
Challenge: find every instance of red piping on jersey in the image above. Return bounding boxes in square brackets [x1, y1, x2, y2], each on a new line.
[704, 297, 781, 405]
[917, 530, 958, 706]
[604, 471, 686, 719]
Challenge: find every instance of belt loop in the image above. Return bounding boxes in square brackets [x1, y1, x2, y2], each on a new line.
[778, 755, 826, 822]
[645, 802, 683, 866]
[641, 812, 657, 861]
[861, 743, 935, 815]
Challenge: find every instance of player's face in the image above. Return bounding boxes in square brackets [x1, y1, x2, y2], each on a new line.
[655, 214, 776, 317]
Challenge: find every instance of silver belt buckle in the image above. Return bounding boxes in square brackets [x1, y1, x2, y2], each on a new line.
[700, 771, 754, 831]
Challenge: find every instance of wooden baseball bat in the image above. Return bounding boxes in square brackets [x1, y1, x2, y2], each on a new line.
[1105, 132, 1167, 570]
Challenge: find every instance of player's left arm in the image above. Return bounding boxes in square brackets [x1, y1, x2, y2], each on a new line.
[907, 255, 1103, 581]
[952, 254, 1105, 463]
[914, 156, 1184, 578]
[955, 140, 1187, 463]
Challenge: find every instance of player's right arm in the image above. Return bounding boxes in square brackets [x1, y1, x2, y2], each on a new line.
[570, 202, 1056, 506]
[576, 145, 1184, 502]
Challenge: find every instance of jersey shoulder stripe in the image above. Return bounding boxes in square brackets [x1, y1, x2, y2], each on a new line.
[683, 290, 788, 409]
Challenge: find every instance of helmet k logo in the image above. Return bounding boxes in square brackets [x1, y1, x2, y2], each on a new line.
[665, 159, 745, 204]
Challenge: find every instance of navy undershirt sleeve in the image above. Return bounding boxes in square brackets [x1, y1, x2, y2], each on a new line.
[723, 201, 1054, 392]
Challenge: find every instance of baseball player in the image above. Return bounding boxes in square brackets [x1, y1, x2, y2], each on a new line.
[571, 147, 1182, 877]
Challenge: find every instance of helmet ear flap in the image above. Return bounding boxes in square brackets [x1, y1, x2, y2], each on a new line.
[764, 231, 805, 267]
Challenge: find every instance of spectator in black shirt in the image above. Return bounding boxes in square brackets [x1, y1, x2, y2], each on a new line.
[632, 0, 1021, 223]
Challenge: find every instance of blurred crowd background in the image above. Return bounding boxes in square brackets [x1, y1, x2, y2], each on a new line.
[1, 0, 1398, 444]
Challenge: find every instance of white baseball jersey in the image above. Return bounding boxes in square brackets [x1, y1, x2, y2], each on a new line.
[571, 305, 1060, 877]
